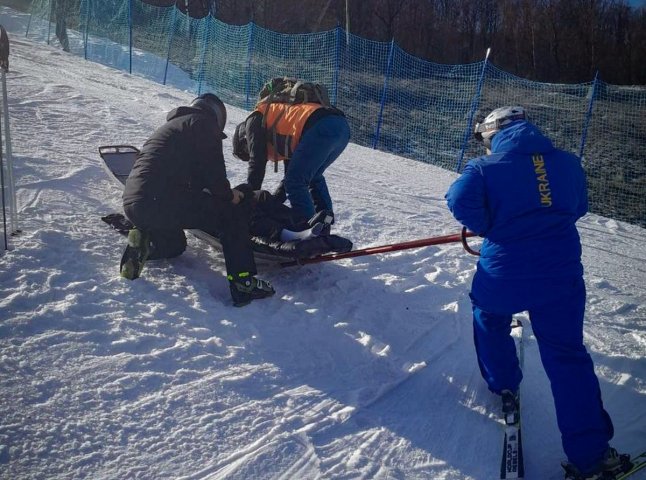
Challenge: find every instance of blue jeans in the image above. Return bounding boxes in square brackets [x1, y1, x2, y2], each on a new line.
[284, 115, 350, 220]
[471, 273, 614, 474]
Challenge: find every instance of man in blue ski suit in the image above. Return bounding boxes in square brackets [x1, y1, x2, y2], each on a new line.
[445, 106, 630, 479]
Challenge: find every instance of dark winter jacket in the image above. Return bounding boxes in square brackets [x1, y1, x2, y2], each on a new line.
[123, 106, 233, 208]
[242, 107, 343, 190]
[446, 121, 588, 280]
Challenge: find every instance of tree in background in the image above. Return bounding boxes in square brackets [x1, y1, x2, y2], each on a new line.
[9, 0, 646, 84]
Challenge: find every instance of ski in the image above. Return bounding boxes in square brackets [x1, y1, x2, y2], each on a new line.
[501, 424, 524, 479]
[500, 318, 524, 479]
[617, 450, 646, 479]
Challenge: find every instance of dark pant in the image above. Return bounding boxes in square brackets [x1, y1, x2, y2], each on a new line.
[124, 191, 257, 277]
[249, 198, 310, 241]
[284, 115, 350, 220]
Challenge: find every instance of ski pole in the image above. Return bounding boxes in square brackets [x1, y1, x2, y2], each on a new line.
[281, 230, 477, 267]
[0, 102, 8, 251]
[1, 67, 17, 234]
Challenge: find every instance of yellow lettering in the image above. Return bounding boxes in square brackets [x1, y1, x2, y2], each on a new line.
[533, 154, 552, 208]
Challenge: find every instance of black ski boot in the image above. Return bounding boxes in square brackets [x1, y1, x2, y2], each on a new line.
[120, 227, 152, 280]
[228, 273, 275, 307]
[501, 389, 520, 425]
[562, 448, 633, 479]
[308, 210, 334, 236]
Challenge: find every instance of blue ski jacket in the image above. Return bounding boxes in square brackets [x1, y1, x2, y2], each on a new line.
[446, 121, 588, 281]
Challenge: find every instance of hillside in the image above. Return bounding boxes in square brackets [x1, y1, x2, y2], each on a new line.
[0, 8, 645, 479]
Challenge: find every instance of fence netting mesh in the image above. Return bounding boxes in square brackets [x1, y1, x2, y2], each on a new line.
[23, 0, 646, 227]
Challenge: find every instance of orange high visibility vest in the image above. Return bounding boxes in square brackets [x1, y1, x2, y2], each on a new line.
[256, 102, 322, 162]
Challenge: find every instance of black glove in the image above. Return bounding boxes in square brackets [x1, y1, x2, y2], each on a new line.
[272, 181, 287, 204]
[253, 190, 273, 203]
[233, 183, 254, 199]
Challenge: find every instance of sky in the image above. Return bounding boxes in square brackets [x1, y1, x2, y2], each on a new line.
[0, 6, 645, 480]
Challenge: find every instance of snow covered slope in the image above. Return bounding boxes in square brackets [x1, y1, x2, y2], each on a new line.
[0, 7, 644, 480]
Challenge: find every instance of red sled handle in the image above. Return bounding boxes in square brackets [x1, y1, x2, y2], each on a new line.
[461, 226, 481, 256]
[282, 230, 478, 267]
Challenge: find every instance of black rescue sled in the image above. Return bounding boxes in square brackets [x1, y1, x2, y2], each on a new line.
[98, 145, 353, 265]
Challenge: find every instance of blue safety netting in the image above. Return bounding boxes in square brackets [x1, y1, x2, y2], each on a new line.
[584, 83, 646, 225]
[23, 0, 646, 227]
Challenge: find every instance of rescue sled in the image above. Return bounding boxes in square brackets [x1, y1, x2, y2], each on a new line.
[98, 145, 353, 265]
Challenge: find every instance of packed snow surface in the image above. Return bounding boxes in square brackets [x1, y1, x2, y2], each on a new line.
[0, 7, 644, 480]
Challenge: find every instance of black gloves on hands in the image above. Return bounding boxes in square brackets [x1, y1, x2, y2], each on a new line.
[233, 183, 254, 201]
[253, 190, 273, 203]
[233, 183, 277, 206]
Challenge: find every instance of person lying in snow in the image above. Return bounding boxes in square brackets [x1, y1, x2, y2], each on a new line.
[240, 185, 334, 243]
[205, 185, 349, 261]
[106, 188, 335, 252]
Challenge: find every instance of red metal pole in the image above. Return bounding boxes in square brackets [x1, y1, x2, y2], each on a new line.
[461, 226, 481, 256]
[282, 231, 477, 267]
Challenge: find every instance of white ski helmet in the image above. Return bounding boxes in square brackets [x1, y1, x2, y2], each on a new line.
[191, 93, 227, 135]
[473, 106, 528, 146]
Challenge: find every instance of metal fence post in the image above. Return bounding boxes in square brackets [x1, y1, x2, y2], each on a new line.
[244, 22, 255, 110]
[579, 71, 599, 160]
[26, 1, 34, 37]
[83, 0, 90, 60]
[163, 6, 177, 85]
[196, 17, 210, 95]
[373, 39, 395, 150]
[456, 47, 491, 172]
[47, 0, 53, 45]
[128, 0, 133, 74]
[333, 25, 341, 106]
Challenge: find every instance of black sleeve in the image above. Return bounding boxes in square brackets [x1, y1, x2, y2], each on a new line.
[246, 112, 268, 190]
[192, 117, 233, 202]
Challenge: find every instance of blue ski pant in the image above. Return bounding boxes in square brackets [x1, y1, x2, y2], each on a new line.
[470, 273, 614, 474]
[284, 115, 350, 220]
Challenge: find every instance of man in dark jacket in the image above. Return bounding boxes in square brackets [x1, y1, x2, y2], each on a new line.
[445, 107, 631, 479]
[121, 93, 274, 307]
[232, 100, 350, 228]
